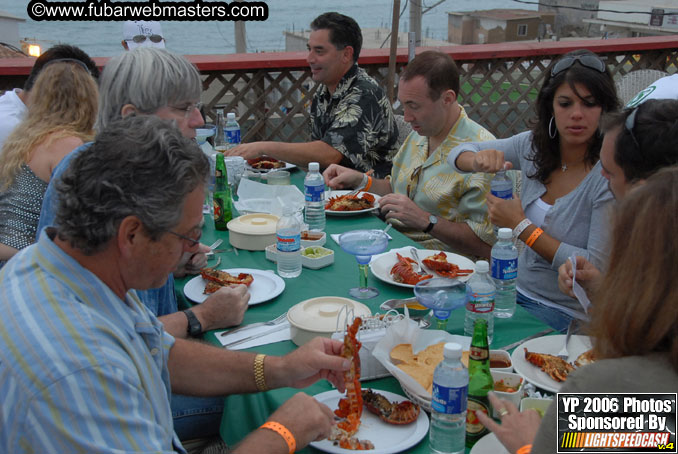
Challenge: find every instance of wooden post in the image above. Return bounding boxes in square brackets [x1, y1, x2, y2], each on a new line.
[387, 0, 401, 104]
[235, 0, 247, 53]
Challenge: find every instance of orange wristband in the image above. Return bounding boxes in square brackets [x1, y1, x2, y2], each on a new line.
[261, 421, 296, 454]
[363, 175, 373, 192]
[517, 444, 532, 454]
[525, 227, 543, 248]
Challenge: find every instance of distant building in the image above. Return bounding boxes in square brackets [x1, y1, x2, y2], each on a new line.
[539, 0, 601, 36]
[584, 0, 678, 37]
[0, 10, 26, 58]
[283, 27, 451, 52]
[447, 9, 556, 45]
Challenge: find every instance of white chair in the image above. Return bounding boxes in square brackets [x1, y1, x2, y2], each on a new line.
[616, 69, 669, 106]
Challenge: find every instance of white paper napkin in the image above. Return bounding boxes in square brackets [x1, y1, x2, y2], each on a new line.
[216, 321, 292, 350]
[234, 179, 305, 216]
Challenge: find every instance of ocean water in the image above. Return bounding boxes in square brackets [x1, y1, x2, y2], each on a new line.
[0, 0, 534, 57]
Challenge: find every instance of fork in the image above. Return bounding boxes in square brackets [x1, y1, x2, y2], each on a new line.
[557, 319, 575, 360]
[220, 312, 288, 337]
[409, 248, 431, 275]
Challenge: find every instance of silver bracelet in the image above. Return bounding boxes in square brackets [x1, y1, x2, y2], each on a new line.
[513, 218, 533, 241]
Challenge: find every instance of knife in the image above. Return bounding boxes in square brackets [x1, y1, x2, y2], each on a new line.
[222, 323, 289, 348]
[497, 328, 555, 351]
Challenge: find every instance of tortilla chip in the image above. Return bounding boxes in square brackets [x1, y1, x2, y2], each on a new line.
[390, 343, 416, 364]
[397, 363, 433, 391]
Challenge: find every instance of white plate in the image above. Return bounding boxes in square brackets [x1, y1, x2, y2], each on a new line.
[326, 190, 381, 216]
[510, 334, 592, 393]
[370, 249, 476, 288]
[183, 268, 285, 305]
[245, 160, 296, 173]
[470, 432, 509, 454]
[310, 389, 429, 454]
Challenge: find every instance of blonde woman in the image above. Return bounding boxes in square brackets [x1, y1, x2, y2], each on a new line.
[0, 61, 97, 267]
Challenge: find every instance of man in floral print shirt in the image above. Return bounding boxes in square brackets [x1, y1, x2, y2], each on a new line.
[227, 12, 399, 178]
[324, 51, 496, 259]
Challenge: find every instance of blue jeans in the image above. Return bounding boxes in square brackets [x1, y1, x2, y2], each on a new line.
[172, 394, 224, 440]
[517, 291, 572, 332]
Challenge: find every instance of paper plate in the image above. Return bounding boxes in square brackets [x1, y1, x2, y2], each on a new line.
[183, 268, 285, 305]
[370, 249, 475, 288]
[310, 389, 429, 454]
[326, 190, 381, 216]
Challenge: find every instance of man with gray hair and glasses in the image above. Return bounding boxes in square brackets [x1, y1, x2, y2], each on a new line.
[36, 47, 241, 442]
[0, 116, 347, 454]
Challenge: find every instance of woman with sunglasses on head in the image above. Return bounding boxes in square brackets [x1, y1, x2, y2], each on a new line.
[447, 50, 620, 331]
[475, 166, 678, 454]
[0, 61, 98, 268]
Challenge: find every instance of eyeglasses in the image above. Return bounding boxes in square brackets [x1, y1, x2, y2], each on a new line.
[169, 102, 204, 118]
[550, 54, 606, 77]
[625, 107, 640, 149]
[167, 228, 202, 248]
[129, 34, 164, 44]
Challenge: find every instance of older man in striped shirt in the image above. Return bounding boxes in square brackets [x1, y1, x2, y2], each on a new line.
[0, 116, 348, 454]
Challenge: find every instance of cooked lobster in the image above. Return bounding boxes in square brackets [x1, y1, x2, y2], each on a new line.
[330, 318, 375, 450]
[200, 268, 254, 294]
[390, 253, 432, 285]
[524, 348, 575, 382]
[362, 389, 420, 425]
[325, 192, 376, 211]
[247, 156, 285, 169]
[422, 252, 474, 278]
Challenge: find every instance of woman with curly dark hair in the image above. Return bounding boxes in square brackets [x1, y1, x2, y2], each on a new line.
[448, 50, 620, 331]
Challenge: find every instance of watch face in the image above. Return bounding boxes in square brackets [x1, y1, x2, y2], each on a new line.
[429, 215, 438, 224]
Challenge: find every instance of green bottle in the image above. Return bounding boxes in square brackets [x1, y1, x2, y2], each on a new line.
[213, 153, 232, 230]
[465, 318, 494, 448]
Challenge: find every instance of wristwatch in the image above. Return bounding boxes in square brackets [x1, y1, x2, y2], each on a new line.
[183, 308, 202, 337]
[423, 214, 438, 234]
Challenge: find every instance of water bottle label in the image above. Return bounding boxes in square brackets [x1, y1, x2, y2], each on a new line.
[491, 188, 512, 200]
[491, 257, 517, 280]
[432, 384, 468, 414]
[466, 292, 494, 313]
[226, 129, 241, 144]
[276, 233, 300, 252]
[305, 183, 325, 202]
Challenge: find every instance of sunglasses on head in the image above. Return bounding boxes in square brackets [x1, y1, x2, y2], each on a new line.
[129, 34, 164, 44]
[551, 54, 606, 77]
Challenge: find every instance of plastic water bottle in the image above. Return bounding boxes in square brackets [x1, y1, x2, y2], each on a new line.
[225, 112, 241, 149]
[214, 109, 227, 153]
[464, 261, 495, 344]
[491, 228, 518, 318]
[490, 170, 513, 235]
[430, 342, 468, 454]
[304, 162, 326, 231]
[276, 205, 302, 278]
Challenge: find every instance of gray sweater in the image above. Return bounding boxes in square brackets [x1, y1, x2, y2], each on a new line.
[448, 131, 614, 318]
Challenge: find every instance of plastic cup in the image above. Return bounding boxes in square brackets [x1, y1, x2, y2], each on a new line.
[267, 170, 291, 185]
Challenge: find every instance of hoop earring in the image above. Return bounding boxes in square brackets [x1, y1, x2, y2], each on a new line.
[549, 116, 557, 139]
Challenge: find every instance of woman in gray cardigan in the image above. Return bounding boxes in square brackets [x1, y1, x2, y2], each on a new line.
[448, 50, 619, 331]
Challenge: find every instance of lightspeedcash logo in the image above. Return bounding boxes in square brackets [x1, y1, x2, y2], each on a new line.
[27, 0, 269, 22]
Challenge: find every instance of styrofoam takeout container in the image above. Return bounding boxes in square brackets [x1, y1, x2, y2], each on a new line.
[287, 297, 371, 346]
[265, 245, 334, 269]
[227, 214, 278, 251]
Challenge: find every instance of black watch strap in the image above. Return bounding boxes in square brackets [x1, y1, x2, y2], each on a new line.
[183, 308, 202, 337]
[423, 215, 437, 234]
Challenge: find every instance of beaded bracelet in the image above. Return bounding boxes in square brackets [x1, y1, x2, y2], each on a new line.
[517, 444, 532, 454]
[261, 421, 296, 454]
[254, 353, 268, 391]
[525, 227, 544, 248]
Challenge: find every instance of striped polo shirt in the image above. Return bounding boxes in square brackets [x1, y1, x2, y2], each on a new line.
[0, 229, 185, 453]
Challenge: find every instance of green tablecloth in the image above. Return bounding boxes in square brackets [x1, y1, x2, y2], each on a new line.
[173, 170, 549, 453]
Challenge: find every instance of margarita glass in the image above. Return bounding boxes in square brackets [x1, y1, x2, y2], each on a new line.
[338, 229, 390, 299]
[414, 278, 467, 330]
